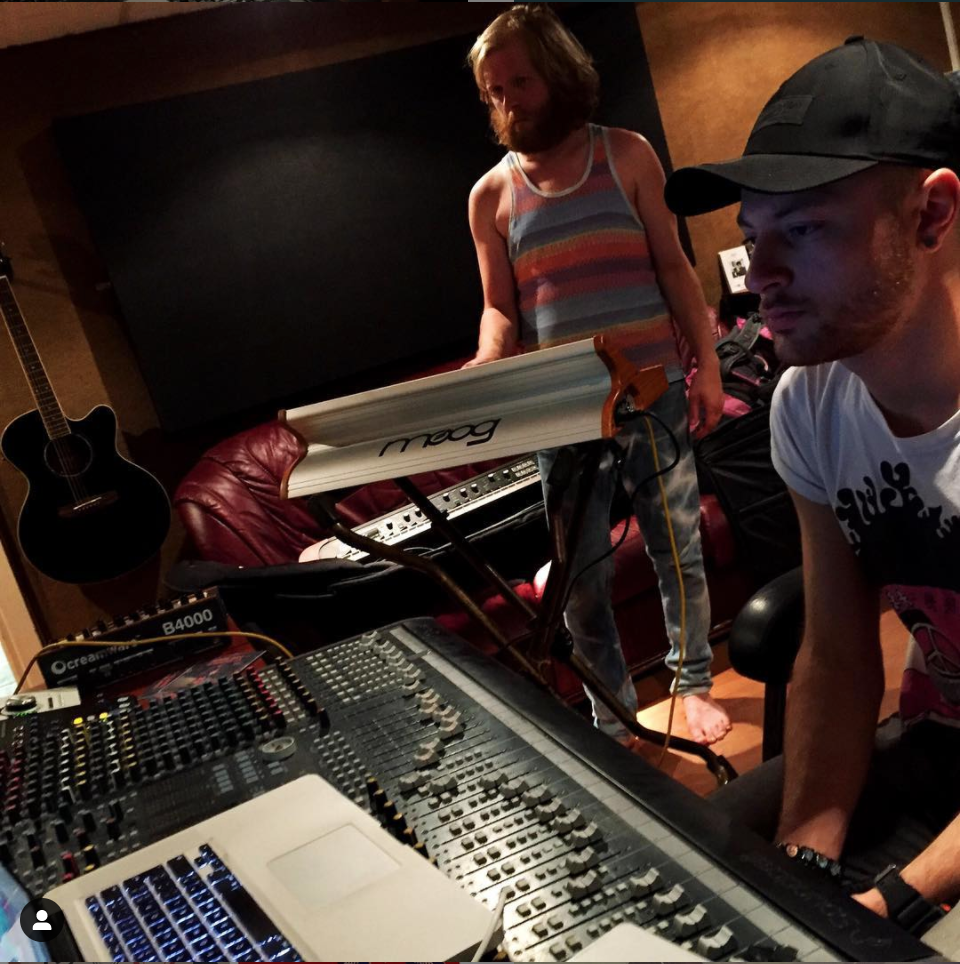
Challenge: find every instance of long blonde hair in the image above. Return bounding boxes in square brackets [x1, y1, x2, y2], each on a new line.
[467, 4, 599, 130]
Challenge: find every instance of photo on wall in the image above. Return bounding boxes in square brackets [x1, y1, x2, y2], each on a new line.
[718, 244, 751, 295]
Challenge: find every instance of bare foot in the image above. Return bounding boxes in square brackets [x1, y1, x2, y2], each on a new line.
[682, 693, 731, 745]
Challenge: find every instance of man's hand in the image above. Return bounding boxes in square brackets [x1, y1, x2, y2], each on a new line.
[851, 887, 888, 917]
[462, 351, 501, 369]
[687, 361, 724, 438]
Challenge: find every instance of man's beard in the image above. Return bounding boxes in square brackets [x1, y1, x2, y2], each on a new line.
[771, 221, 916, 367]
[492, 98, 578, 154]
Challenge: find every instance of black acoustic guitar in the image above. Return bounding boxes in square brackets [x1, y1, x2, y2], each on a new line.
[0, 252, 170, 583]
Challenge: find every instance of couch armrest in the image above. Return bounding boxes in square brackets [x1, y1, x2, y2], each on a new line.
[728, 565, 804, 684]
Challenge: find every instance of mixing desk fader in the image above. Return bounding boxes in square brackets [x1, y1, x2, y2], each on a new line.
[0, 618, 940, 962]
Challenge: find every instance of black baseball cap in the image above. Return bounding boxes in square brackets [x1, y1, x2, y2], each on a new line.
[665, 37, 960, 216]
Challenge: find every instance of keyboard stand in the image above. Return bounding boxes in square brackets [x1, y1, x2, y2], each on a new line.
[520, 436, 736, 786]
[307, 433, 736, 787]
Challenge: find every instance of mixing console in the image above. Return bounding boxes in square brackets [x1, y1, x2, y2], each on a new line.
[0, 618, 938, 962]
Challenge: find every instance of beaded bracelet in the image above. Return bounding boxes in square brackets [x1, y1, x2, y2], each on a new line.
[777, 842, 843, 881]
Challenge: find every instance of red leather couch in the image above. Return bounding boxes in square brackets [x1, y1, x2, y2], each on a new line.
[172, 419, 756, 704]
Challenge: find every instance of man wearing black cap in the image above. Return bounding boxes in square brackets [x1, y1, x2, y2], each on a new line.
[665, 38, 960, 932]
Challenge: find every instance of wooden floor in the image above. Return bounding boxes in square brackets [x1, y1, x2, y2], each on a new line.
[629, 609, 911, 798]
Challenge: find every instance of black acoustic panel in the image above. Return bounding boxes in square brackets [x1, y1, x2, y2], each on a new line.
[54, 4, 671, 434]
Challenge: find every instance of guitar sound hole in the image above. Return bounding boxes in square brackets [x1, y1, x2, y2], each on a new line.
[44, 435, 93, 478]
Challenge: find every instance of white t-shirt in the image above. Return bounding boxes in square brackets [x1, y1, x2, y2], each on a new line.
[771, 363, 960, 728]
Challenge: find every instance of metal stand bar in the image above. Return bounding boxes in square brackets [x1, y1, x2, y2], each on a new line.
[530, 440, 736, 786]
[306, 495, 547, 687]
[310, 439, 736, 786]
[393, 476, 538, 623]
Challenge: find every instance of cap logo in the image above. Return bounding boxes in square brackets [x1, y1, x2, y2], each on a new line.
[752, 94, 813, 134]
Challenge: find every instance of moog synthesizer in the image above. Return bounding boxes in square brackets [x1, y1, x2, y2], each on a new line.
[0, 618, 938, 962]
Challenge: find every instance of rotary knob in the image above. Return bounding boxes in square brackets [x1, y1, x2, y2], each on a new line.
[258, 736, 296, 761]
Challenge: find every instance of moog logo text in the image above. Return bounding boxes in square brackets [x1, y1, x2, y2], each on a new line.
[378, 419, 501, 458]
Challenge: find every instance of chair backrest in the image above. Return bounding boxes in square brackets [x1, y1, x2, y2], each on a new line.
[174, 419, 510, 567]
[173, 421, 324, 567]
[728, 565, 804, 760]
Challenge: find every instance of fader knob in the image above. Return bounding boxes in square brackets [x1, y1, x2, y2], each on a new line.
[259, 736, 296, 761]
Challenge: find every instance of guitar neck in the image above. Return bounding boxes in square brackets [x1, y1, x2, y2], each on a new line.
[0, 275, 69, 439]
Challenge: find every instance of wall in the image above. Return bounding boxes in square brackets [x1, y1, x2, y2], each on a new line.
[0, 2, 509, 645]
[0, 2, 953, 649]
[639, 1, 955, 304]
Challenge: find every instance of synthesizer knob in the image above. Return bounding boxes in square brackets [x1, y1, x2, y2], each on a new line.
[413, 840, 429, 859]
[104, 817, 121, 840]
[390, 813, 407, 837]
[81, 811, 96, 832]
[398, 772, 427, 793]
[743, 940, 799, 961]
[554, 809, 586, 833]
[479, 771, 507, 791]
[382, 799, 398, 821]
[365, 776, 380, 806]
[696, 925, 738, 960]
[564, 847, 598, 876]
[81, 843, 100, 871]
[653, 884, 688, 916]
[628, 867, 661, 898]
[371, 788, 387, 813]
[259, 736, 296, 761]
[566, 869, 602, 899]
[673, 904, 711, 937]
[521, 785, 551, 806]
[413, 746, 441, 766]
[54, 822, 69, 843]
[569, 822, 602, 847]
[4, 694, 36, 712]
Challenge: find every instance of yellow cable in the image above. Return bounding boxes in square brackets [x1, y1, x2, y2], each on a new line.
[12, 630, 293, 696]
[642, 414, 687, 766]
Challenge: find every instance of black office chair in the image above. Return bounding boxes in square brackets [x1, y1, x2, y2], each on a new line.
[727, 566, 804, 760]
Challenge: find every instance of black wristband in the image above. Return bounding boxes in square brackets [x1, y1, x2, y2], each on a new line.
[777, 842, 843, 881]
[872, 864, 945, 935]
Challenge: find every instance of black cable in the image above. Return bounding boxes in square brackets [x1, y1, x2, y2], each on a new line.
[557, 408, 681, 613]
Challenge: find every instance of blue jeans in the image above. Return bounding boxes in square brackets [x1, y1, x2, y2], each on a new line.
[537, 381, 713, 740]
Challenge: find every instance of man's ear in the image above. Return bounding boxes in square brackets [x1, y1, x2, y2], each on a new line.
[917, 168, 960, 251]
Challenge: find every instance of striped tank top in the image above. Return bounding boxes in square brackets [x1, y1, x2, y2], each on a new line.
[506, 124, 682, 380]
